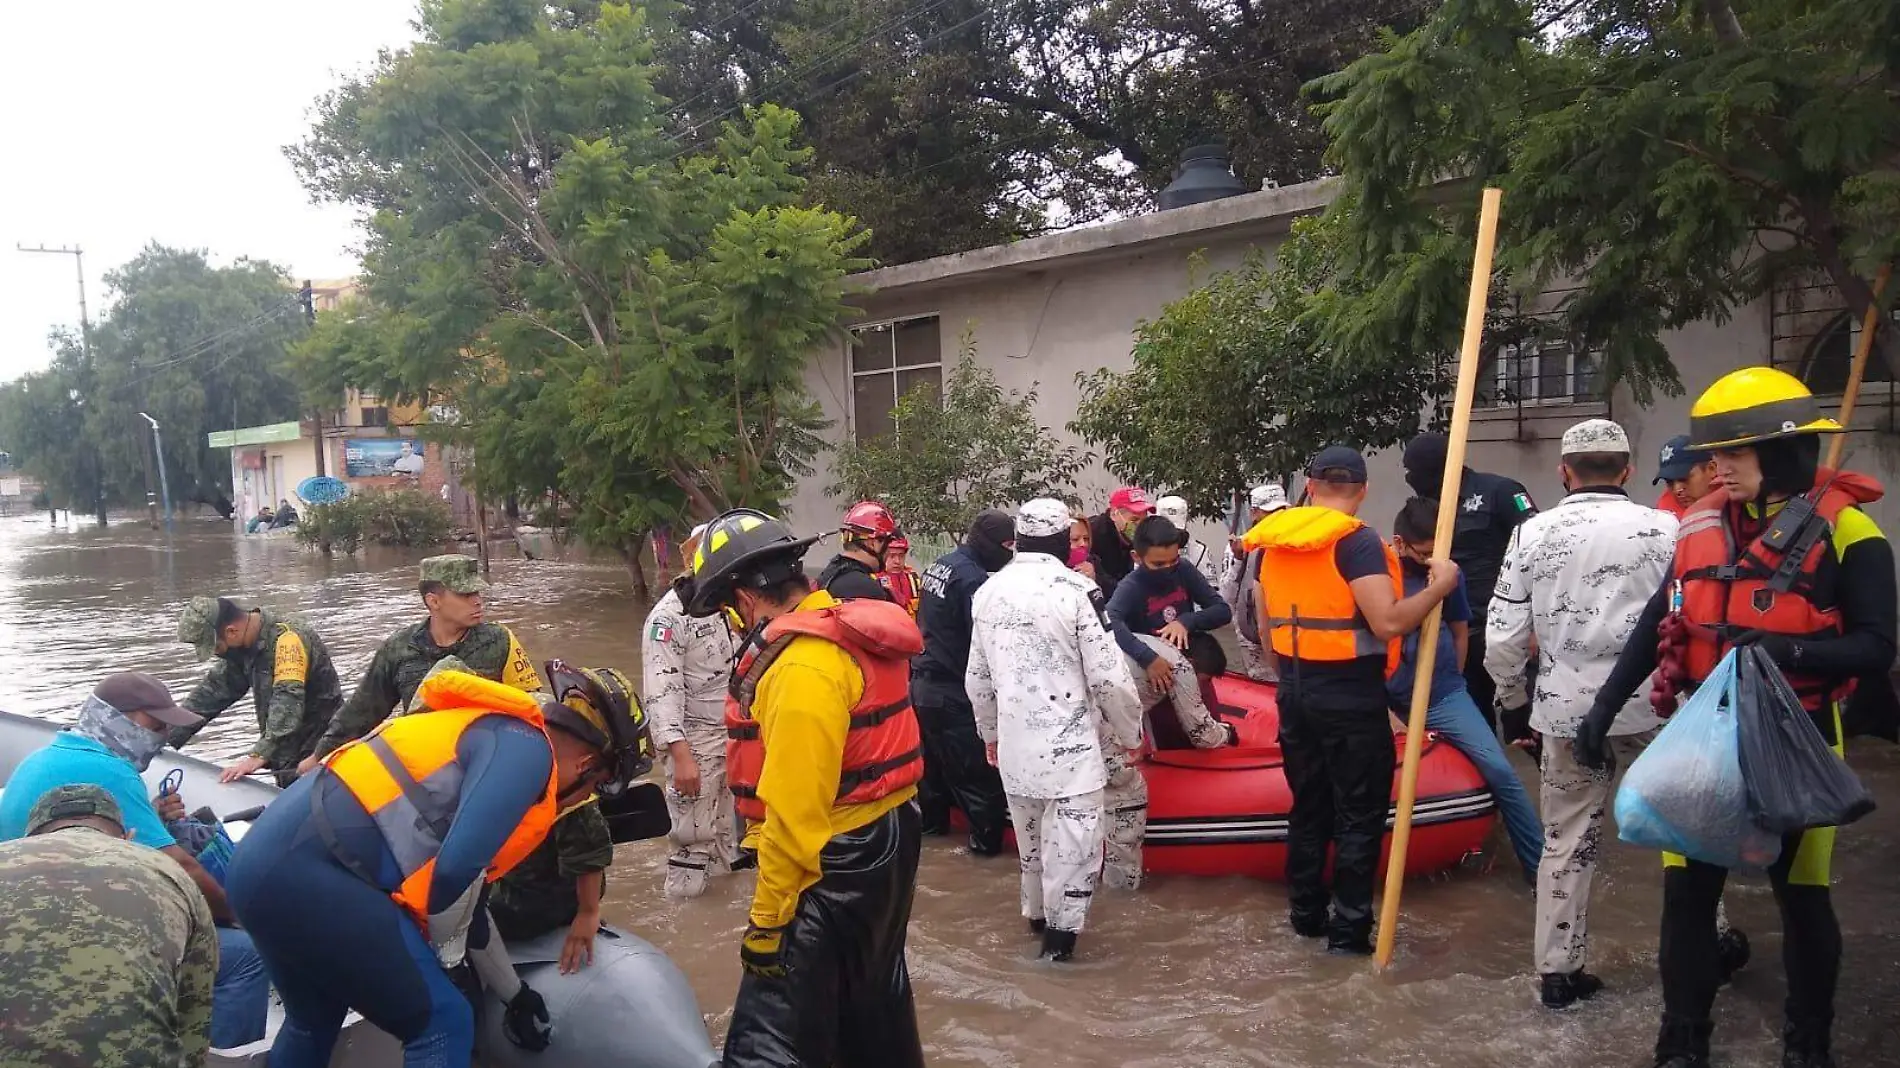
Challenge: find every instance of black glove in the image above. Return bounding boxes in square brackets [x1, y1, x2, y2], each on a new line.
[445, 962, 482, 1014]
[502, 982, 552, 1052]
[1731, 629, 1801, 667]
[1571, 704, 1615, 772]
[740, 923, 789, 979]
[1223, 722, 1241, 747]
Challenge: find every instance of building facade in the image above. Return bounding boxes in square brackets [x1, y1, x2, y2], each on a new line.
[785, 178, 1900, 543]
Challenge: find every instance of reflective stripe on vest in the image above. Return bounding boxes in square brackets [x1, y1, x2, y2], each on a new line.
[1674, 482, 1857, 713]
[320, 672, 557, 927]
[723, 600, 924, 823]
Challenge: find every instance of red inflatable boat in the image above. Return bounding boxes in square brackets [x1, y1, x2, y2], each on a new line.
[1141, 675, 1496, 879]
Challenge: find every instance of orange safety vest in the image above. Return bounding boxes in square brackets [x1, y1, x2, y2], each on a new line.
[321, 672, 558, 927]
[1673, 468, 1884, 714]
[1246, 506, 1402, 677]
[724, 598, 926, 823]
[876, 567, 922, 618]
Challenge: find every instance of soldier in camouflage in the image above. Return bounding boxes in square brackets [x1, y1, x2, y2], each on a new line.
[303, 554, 545, 771]
[173, 595, 345, 786]
[0, 784, 219, 1068]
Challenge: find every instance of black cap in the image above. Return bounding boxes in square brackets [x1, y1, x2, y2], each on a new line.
[1653, 434, 1713, 484]
[1306, 446, 1369, 484]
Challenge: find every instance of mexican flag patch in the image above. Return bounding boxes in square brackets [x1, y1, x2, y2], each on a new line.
[1512, 491, 1534, 513]
[648, 620, 674, 643]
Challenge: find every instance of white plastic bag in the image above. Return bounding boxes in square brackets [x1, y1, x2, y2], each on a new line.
[1614, 650, 1780, 869]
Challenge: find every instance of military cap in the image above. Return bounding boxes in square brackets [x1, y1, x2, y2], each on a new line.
[420, 554, 488, 594]
[177, 596, 236, 662]
[1561, 418, 1631, 456]
[1016, 498, 1073, 539]
[26, 784, 125, 835]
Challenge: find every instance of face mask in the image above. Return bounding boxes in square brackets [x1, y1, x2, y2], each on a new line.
[1405, 467, 1440, 498]
[74, 694, 167, 771]
[1067, 544, 1090, 568]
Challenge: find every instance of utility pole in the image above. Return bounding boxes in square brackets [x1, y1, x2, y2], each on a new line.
[301, 280, 328, 478]
[16, 244, 90, 347]
[138, 413, 174, 532]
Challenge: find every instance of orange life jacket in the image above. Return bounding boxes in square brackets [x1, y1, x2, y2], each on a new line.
[321, 672, 558, 928]
[724, 598, 926, 823]
[1244, 506, 1402, 677]
[1673, 468, 1884, 713]
[876, 566, 922, 618]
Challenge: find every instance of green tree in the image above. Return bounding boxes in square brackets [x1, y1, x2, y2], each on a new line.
[1071, 217, 1442, 513]
[0, 338, 111, 525]
[289, 0, 870, 577]
[830, 343, 1088, 537]
[1309, 0, 1900, 394]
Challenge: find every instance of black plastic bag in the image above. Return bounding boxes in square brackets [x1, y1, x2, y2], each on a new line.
[1734, 645, 1877, 834]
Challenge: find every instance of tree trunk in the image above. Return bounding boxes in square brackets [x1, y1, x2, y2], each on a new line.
[94, 495, 109, 528]
[621, 534, 651, 599]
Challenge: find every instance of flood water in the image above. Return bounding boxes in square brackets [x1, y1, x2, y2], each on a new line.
[2, 516, 1896, 1067]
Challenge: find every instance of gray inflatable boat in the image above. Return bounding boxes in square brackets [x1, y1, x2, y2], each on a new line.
[0, 708, 721, 1068]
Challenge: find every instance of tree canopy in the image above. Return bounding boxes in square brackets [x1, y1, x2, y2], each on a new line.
[1072, 217, 1442, 513]
[1310, 0, 1900, 395]
[288, 0, 870, 568]
[0, 246, 306, 520]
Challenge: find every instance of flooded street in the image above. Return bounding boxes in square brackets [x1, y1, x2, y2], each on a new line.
[3, 516, 1896, 1067]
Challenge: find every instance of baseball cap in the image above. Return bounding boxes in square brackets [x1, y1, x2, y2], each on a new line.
[1249, 484, 1289, 513]
[1017, 498, 1073, 538]
[1154, 495, 1190, 526]
[1653, 434, 1713, 484]
[176, 596, 224, 662]
[420, 554, 488, 594]
[92, 672, 202, 728]
[26, 784, 124, 835]
[1108, 487, 1152, 515]
[1560, 418, 1631, 456]
[1305, 446, 1369, 484]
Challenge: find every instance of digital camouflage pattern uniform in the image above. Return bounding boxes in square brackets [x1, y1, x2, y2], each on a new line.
[312, 555, 544, 759]
[488, 798, 614, 941]
[0, 786, 218, 1068]
[172, 598, 344, 782]
[640, 582, 740, 898]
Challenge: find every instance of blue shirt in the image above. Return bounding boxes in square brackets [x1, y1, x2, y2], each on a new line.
[0, 733, 175, 848]
[1386, 569, 1473, 710]
[1105, 561, 1233, 666]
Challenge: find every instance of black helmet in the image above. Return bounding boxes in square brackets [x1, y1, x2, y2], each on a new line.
[542, 659, 653, 796]
[684, 508, 819, 617]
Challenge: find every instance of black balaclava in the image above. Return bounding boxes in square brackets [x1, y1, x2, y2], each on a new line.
[1756, 435, 1821, 500]
[966, 508, 1017, 572]
[1403, 432, 1450, 498]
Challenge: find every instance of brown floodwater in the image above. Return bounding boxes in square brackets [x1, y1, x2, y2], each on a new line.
[2, 516, 1896, 1067]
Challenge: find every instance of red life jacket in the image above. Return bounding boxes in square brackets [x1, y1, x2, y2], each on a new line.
[1673, 468, 1884, 713]
[724, 597, 926, 823]
[876, 566, 921, 618]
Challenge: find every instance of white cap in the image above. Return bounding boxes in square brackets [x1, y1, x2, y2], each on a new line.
[1155, 495, 1190, 526]
[1561, 418, 1631, 455]
[1017, 498, 1073, 539]
[1249, 483, 1289, 513]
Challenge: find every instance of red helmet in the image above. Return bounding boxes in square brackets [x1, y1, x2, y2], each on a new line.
[841, 500, 898, 539]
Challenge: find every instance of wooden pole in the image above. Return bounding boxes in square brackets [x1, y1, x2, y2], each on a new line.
[1825, 264, 1891, 471]
[1375, 187, 1505, 969]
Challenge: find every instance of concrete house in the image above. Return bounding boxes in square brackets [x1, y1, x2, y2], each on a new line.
[785, 173, 1900, 541]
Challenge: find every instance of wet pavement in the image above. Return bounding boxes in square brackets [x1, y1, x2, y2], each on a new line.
[2, 515, 1896, 1067]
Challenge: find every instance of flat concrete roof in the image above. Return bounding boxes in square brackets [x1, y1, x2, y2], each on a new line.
[852, 177, 1339, 298]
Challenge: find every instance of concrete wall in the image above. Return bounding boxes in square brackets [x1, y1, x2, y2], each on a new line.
[788, 201, 1900, 548]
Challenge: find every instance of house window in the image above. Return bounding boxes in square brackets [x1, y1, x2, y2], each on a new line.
[1798, 310, 1897, 395]
[360, 406, 390, 428]
[849, 315, 942, 443]
[1478, 337, 1603, 408]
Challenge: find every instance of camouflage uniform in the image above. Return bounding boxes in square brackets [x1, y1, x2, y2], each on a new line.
[313, 555, 544, 758]
[488, 800, 614, 941]
[0, 787, 218, 1068]
[640, 583, 739, 898]
[172, 598, 344, 782]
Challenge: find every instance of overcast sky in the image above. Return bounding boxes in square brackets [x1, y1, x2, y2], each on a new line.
[0, 1, 420, 382]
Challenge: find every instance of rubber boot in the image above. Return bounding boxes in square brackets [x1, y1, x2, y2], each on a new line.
[1540, 970, 1604, 1009]
[1781, 1018, 1835, 1068]
[1289, 911, 1326, 939]
[1027, 918, 1046, 936]
[1039, 927, 1078, 962]
[1653, 1013, 1712, 1068]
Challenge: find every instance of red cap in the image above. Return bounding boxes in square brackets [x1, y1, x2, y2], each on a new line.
[1108, 487, 1152, 515]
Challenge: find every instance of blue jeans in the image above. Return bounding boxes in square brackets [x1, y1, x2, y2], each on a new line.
[1426, 688, 1544, 880]
[212, 926, 271, 1048]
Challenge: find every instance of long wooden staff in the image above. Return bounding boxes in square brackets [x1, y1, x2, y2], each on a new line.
[1374, 187, 1504, 969]
[1825, 264, 1891, 471]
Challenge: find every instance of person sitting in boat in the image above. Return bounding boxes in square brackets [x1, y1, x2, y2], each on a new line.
[1220, 483, 1289, 682]
[172, 595, 345, 786]
[1154, 495, 1222, 588]
[488, 661, 647, 977]
[1386, 497, 1544, 886]
[0, 672, 271, 1049]
[1107, 514, 1238, 752]
[245, 505, 274, 534]
[271, 499, 300, 527]
[876, 533, 923, 617]
[300, 554, 546, 773]
[224, 666, 649, 1064]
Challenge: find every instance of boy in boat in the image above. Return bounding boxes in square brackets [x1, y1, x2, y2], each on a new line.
[969, 498, 1143, 961]
[1387, 497, 1543, 885]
